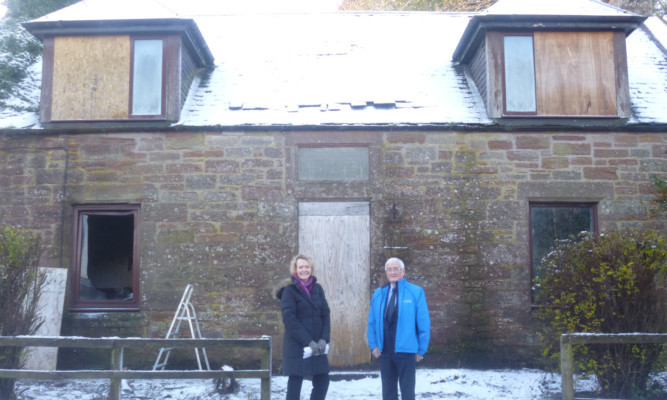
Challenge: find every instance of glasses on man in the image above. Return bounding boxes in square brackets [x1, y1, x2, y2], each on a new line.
[385, 268, 401, 273]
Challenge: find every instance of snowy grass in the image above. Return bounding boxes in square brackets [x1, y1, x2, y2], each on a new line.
[13, 368, 607, 400]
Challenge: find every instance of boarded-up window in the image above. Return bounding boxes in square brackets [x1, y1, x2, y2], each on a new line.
[298, 147, 369, 181]
[502, 31, 617, 117]
[51, 36, 131, 120]
[48, 36, 169, 121]
[534, 31, 616, 116]
[131, 39, 164, 116]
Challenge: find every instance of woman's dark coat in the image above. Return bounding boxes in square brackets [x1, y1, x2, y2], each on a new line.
[276, 276, 331, 376]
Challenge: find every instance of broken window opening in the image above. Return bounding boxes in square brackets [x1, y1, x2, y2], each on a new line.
[72, 205, 140, 310]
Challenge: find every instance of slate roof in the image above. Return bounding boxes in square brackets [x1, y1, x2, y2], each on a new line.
[178, 12, 487, 128]
[1, 0, 666, 130]
[484, 0, 639, 16]
[29, 0, 181, 21]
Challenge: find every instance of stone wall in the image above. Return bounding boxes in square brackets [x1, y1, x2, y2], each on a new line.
[1, 129, 665, 368]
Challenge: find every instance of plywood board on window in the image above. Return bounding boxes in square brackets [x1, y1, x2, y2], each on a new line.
[52, 36, 130, 120]
[534, 31, 617, 116]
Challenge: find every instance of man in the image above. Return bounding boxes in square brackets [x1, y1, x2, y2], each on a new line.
[367, 257, 431, 400]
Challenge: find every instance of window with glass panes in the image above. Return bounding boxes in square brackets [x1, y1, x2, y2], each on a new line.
[529, 202, 597, 302]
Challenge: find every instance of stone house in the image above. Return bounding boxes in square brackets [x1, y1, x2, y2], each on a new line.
[1, 0, 666, 369]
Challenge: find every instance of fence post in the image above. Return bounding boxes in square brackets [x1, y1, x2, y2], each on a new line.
[109, 344, 123, 400]
[560, 335, 574, 400]
[260, 336, 272, 400]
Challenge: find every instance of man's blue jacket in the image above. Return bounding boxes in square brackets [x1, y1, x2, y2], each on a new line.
[367, 278, 430, 356]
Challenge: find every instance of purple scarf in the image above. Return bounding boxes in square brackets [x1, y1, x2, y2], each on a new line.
[293, 274, 314, 297]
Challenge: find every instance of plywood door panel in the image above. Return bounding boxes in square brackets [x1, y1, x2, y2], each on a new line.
[299, 202, 370, 367]
[534, 31, 616, 116]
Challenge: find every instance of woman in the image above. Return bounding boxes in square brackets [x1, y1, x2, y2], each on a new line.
[276, 254, 331, 400]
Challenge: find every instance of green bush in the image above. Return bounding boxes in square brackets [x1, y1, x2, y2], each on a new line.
[0, 18, 42, 108]
[535, 229, 667, 399]
[647, 175, 667, 219]
[6, 0, 81, 19]
[0, 0, 81, 111]
[0, 226, 47, 400]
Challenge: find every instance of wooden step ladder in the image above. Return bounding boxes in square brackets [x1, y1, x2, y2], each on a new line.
[152, 284, 211, 371]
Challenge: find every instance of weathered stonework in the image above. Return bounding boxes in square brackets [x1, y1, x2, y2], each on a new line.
[1, 129, 666, 368]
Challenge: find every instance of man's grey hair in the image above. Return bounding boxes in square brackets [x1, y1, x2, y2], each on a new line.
[385, 257, 405, 270]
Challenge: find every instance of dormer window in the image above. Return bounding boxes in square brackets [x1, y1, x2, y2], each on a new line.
[131, 38, 164, 117]
[23, 18, 214, 125]
[37, 34, 175, 123]
[480, 30, 623, 119]
[451, 6, 645, 121]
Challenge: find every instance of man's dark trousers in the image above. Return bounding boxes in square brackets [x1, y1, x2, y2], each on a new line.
[380, 287, 416, 400]
[379, 352, 416, 400]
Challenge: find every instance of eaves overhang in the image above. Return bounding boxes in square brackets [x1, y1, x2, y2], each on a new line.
[22, 18, 215, 68]
[3, 121, 667, 136]
[452, 14, 647, 64]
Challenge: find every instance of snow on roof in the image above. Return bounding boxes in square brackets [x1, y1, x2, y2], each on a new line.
[1, 1, 666, 129]
[485, 0, 640, 17]
[626, 20, 667, 123]
[177, 12, 488, 127]
[177, 11, 667, 128]
[30, 0, 182, 22]
[163, 0, 344, 15]
[644, 16, 667, 49]
[30, 0, 345, 21]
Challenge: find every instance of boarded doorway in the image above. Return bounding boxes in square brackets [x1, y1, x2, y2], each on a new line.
[298, 201, 370, 367]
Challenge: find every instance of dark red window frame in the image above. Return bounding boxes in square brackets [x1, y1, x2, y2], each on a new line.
[70, 204, 140, 311]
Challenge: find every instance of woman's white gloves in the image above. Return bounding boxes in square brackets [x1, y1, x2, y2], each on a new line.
[303, 340, 330, 358]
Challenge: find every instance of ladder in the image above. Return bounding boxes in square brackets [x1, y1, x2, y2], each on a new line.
[152, 284, 211, 371]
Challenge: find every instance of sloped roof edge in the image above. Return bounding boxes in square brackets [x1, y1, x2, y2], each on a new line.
[452, 13, 647, 64]
[642, 16, 667, 56]
[22, 18, 214, 67]
[485, 0, 641, 16]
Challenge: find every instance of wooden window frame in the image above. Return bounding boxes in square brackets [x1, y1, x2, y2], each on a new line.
[40, 34, 181, 123]
[528, 202, 598, 304]
[70, 204, 140, 311]
[129, 36, 167, 120]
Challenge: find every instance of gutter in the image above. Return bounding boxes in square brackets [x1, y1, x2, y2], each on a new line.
[2, 121, 667, 137]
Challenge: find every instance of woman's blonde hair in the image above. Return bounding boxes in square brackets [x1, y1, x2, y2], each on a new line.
[289, 254, 315, 276]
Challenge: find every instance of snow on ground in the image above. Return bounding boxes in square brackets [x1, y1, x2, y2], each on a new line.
[14, 368, 604, 400]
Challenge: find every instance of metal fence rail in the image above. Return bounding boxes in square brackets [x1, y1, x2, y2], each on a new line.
[0, 335, 272, 400]
[560, 333, 667, 400]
